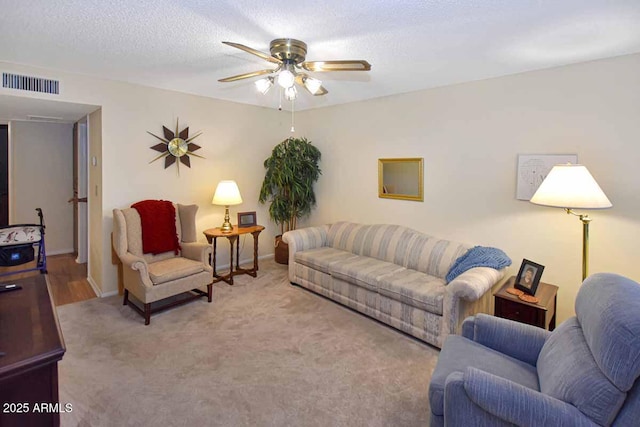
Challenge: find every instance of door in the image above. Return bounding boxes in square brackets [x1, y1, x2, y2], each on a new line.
[71, 121, 88, 263]
[0, 125, 8, 226]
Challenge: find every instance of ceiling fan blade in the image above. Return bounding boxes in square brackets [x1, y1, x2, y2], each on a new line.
[221, 41, 282, 65]
[218, 69, 276, 83]
[301, 60, 371, 72]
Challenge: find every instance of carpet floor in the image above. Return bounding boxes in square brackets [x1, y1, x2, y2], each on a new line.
[57, 260, 439, 426]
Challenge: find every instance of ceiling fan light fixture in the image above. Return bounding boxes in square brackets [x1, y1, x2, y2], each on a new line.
[277, 69, 295, 89]
[255, 76, 273, 94]
[303, 76, 323, 95]
[284, 86, 297, 101]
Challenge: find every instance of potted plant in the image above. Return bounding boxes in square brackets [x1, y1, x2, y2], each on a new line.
[259, 137, 321, 264]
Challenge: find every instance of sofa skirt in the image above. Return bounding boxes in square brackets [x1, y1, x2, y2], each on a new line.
[293, 263, 443, 347]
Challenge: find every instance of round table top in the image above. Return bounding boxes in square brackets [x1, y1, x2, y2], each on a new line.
[203, 225, 265, 241]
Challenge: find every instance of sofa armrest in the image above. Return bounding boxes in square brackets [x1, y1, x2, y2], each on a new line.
[283, 225, 329, 260]
[462, 314, 550, 366]
[440, 267, 505, 347]
[180, 242, 213, 271]
[462, 367, 598, 427]
[447, 267, 503, 301]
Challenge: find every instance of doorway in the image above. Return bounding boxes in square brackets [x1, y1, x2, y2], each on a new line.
[73, 119, 89, 263]
[0, 124, 7, 227]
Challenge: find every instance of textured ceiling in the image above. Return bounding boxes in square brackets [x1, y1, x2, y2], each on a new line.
[1, 0, 640, 111]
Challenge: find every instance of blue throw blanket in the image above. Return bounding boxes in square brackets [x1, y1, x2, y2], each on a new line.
[446, 246, 512, 282]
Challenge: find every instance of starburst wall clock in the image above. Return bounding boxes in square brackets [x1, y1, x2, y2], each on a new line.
[147, 118, 204, 175]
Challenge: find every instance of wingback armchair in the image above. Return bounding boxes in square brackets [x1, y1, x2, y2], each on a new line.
[429, 272, 640, 426]
[112, 203, 213, 325]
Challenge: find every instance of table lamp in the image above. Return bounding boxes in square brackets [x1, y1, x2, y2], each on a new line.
[530, 164, 612, 281]
[212, 180, 243, 233]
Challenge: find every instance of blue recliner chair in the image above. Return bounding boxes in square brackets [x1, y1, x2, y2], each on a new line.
[429, 273, 640, 426]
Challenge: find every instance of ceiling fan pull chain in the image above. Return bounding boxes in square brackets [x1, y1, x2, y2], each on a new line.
[278, 87, 283, 111]
[290, 99, 295, 133]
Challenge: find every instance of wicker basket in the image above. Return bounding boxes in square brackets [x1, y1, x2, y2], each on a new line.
[274, 235, 289, 265]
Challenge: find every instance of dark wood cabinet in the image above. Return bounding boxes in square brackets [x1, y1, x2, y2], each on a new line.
[494, 276, 558, 331]
[0, 275, 66, 427]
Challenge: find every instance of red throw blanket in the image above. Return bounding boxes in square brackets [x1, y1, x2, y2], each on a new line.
[131, 200, 180, 255]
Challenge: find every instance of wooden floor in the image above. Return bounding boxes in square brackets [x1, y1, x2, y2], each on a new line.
[0, 253, 96, 306]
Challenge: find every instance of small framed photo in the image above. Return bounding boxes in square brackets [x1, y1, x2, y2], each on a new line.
[237, 211, 257, 228]
[515, 259, 545, 295]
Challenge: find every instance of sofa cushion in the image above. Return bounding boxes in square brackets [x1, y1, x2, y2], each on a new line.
[329, 256, 403, 291]
[429, 335, 539, 417]
[326, 221, 469, 279]
[148, 257, 204, 285]
[537, 317, 626, 426]
[377, 268, 445, 315]
[294, 247, 358, 274]
[402, 233, 468, 280]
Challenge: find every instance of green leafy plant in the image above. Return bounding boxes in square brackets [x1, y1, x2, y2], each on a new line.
[259, 137, 321, 234]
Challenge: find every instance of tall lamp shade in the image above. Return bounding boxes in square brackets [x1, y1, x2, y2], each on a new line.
[530, 164, 611, 281]
[212, 180, 243, 233]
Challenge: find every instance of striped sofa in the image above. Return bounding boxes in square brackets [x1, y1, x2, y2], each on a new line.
[283, 222, 505, 348]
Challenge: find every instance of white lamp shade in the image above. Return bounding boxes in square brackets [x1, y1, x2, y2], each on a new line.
[255, 77, 273, 95]
[212, 180, 243, 206]
[530, 164, 612, 209]
[303, 76, 322, 95]
[284, 85, 297, 101]
[277, 69, 295, 89]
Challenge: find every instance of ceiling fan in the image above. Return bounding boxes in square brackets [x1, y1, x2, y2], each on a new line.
[218, 38, 371, 99]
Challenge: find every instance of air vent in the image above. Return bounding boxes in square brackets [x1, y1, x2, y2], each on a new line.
[27, 115, 65, 122]
[2, 72, 59, 94]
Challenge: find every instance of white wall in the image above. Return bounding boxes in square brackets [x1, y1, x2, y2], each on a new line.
[0, 62, 293, 295]
[297, 53, 640, 324]
[1, 53, 639, 317]
[10, 121, 73, 254]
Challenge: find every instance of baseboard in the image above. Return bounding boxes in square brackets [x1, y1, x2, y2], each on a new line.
[47, 248, 75, 256]
[101, 290, 118, 298]
[87, 276, 104, 297]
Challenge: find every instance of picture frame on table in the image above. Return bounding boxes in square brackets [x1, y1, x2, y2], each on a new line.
[515, 259, 545, 296]
[237, 211, 257, 228]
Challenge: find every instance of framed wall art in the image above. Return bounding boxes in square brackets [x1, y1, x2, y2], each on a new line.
[516, 154, 577, 200]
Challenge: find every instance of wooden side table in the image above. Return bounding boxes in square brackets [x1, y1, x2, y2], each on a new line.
[494, 276, 558, 331]
[203, 225, 265, 285]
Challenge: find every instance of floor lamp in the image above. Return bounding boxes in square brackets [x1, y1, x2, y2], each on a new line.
[530, 164, 612, 281]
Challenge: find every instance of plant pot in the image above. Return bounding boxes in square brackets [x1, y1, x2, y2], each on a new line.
[274, 235, 289, 265]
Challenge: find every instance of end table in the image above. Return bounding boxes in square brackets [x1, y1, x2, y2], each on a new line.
[203, 225, 265, 285]
[494, 276, 558, 331]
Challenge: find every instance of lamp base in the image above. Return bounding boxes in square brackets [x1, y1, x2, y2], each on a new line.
[220, 206, 233, 233]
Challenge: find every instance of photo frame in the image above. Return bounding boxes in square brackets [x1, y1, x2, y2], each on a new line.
[237, 211, 257, 228]
[515, 259, 545, 295]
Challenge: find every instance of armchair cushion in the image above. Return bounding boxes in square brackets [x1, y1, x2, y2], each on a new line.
[537, 317, 626, 426]
[463, 367, 598, 427]
[148, 257, 204, 285]
[429, 335, 539, 417]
